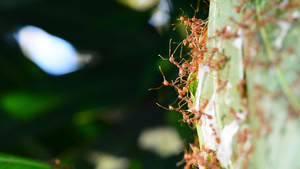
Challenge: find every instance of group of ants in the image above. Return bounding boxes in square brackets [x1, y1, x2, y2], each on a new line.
[150, 0, 299, 168]
[149, 6, 236, 169]
[151, 9, 232, 130]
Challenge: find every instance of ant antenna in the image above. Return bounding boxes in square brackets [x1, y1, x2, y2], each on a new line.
[203, 0, 209, 7]
[158, 54, 168, 60]
[148, 66, 169, 90]
[179, 8, 185, 17]
[156, 103, 171, 111]
[173, 10, 185, 30]
[148, 85, 163, 91]
[190, 4, 197, 14]
[159, 66, 169, 86]
[171, 42, 183, 58]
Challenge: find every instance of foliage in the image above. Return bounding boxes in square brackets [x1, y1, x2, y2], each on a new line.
[0, 0, 208, 168]
[0, 154, 50, 169]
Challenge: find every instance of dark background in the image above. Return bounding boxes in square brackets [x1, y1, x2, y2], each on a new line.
[0, 0, 208, 168]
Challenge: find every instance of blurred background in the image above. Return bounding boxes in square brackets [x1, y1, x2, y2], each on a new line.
[0, 0, 208, 168]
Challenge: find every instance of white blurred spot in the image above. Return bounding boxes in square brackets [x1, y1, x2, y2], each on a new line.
[148, 0, 171, 27]
[217, 109, 248, 167]
[275, 21, 291, 50]
[193, 65, 210, 111]
[279, 0, 289, 8]
[226, 81, 232, 89]
[201, 93, 219, 150]
[88, 152, 129, 169]
[235, 111, 248, 121]
[217, 39, 222, 52]
[202, 65, 210, 73]
[217, 120, 239, 168]
[274, 11, 299, 50]
[233, 29, 243, 51]
[291, 11, 300, 19]
[138, 126, 182, 158]
[226, 26, 231, 31]
[14, 25, 91, 76]
[233, 29, 244, 80]
[225, 81, 232, 106]
[148, 9, 170, 27]
[118, 0, 159, 11]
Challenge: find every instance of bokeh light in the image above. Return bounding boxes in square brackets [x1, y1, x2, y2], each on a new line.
[14, 25, 91, 76]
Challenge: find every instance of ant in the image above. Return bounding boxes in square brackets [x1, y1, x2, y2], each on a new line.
[148, 66, 172, 90]
[235, 0, 246, 13]
[173, 8, 191, 31]
[156, 102, 193, 124]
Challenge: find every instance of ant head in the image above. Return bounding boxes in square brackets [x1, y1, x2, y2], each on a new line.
[191, 16, 198, 23]
[179, 16, 185, 22]
[163, 80, 169, 86]
[169, 55, 175, 63]
[169, 105, 175, 111]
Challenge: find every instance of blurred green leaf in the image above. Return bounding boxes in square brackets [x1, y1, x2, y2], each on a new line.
[0, 1, 208, 169]
[1, 91, 61, 120]
[0, 154, 50, 169]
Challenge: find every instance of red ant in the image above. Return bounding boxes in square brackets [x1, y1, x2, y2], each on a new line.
[182, 143, 221, 169]
[173, 8, 191, 31]
[160, 39, 184, 63]
[235, 0, 246, 13]
[156, 102, 193, 124]
[206, 53, 229, 71]
[237, 128, 250, 144]
[230, 107, 241, 121]
[148, 66, 171, 90]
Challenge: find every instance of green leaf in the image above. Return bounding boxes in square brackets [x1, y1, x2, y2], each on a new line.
[0, 154, 50, 169]
[188, 73, 197, 102]
[1, 91, 61, 120]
